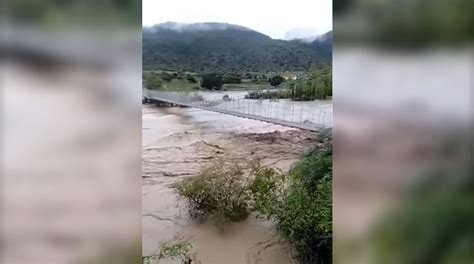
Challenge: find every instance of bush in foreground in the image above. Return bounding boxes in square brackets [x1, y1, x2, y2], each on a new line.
[175, 144, 332, 263]
[249, 146, 332, 264]
[175, 163, 251, 228]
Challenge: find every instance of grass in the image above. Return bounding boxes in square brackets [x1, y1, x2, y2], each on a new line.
[157, 80, 272, 92]
[223, 83, 270, 90]
[162, 79, 198, 91]
[144, 70, 305, 92]
[152, 80, 270, 92]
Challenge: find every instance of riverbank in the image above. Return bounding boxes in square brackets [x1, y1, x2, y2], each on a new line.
[142, 105, 323, 263]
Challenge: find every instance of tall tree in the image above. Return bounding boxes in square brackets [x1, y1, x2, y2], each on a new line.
[201, 73, 223, 90]
[269, 75, 285, 87]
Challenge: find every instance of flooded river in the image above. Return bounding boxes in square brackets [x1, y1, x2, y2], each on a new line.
[142, 97, 327, 263]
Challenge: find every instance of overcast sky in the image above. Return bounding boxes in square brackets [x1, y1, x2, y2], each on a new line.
[142, 0, 332, 39]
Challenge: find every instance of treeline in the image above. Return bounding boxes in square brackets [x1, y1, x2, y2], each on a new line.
[143, 71, 197, 90]
[143, 68, 331, 96]
[246, 66, 332, 101]
[143, 71, 272, 91]
[200, 73, 245, 90]
[142, 23, 331, 73]
[290, 66, 332, 100]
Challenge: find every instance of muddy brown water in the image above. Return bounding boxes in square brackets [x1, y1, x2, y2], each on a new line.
[142, 104, 322, 263]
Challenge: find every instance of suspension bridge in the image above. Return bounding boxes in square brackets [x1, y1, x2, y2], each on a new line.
[143, 89, 332, 131]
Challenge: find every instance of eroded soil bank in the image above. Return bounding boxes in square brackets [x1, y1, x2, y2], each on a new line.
[143, 105, 322, 263]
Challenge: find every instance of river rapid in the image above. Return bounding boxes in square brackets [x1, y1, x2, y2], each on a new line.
[142, 100, 326, 263]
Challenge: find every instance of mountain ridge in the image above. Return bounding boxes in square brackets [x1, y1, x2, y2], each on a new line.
[143, 22, 332, 73]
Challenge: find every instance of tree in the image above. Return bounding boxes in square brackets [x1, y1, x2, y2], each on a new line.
[222, 75, 242, 84]
[143, 72, 163, 90]
[201, 73, 223, 90]
[186, 74, 197, 83]
[160, 72, 173, 82]
[176, 71, 184, 80]
[309, 66, 332, 99]
[269, 75, 285, 87]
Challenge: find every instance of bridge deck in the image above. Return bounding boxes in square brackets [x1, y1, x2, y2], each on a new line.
[144, 89, 331, 132]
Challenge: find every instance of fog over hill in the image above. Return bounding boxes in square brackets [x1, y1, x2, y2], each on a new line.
[283, 27, 321, 41]
[151, 22, 255, 33]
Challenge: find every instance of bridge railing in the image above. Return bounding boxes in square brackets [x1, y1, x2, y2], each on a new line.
[144, 89, 332, 129]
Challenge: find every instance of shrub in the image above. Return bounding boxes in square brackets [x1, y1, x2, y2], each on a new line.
[269, 75, 285, 87]
[174, 144, 333, 263]
[186, 74, 197, 83]
[160, 72, 174, 82]
[159, 241, 193, 259]
[247, 167, 285, 216]
[276, 175, 332, 264]
[143, 72, 163, 90]
[285, 66, 332, 101]
[281, 145, 332, 263]
[222, 75, 242, 84]
[248, 145, 333, 264]
[175, 163, 251, 228]
[291, 146, 332, 193]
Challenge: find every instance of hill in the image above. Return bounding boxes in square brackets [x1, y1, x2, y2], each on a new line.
[310, 31, 332, 61]
[143, 22, 332, 73]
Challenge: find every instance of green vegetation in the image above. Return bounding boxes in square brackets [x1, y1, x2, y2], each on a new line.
[143, 22, 331, 73]
[289, 66, 332, 100]
[143, 71, 163, 90]
[223, 83, 269, 90]
[142, 240, 199, 264]
[372, 169, 473, 264]
[175, 138, 332, 263]
[143, 71, 199, 91]
[368, 0, 473, 46]
[175, 163, 253, 229]
[159, 241, 193, 259]
[201, 73, 224, 90]
[9, 0, 140, 28]
[336, 0, 473, 46]
[165, 79, 198, 91]
[143, 66, 331, 99]
[250, 145, 333, 264]
[246, 66, 332, 101]
[186, 74, 197, 83]
[160, 72, 174, 82]
[223, 74, 242, 84]
[367, 131, 473, 264]
[144, 70, 271, 91]
[269, 75, 286, 87]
